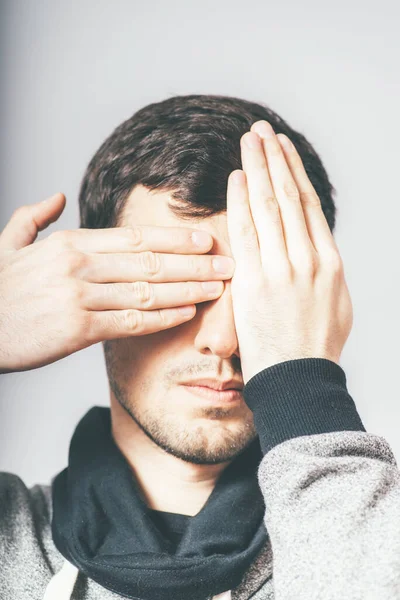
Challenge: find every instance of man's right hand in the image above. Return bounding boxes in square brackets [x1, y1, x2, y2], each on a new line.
[0, 193, 235, 373]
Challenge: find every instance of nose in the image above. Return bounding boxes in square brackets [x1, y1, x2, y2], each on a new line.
[192, 280, 239, 360]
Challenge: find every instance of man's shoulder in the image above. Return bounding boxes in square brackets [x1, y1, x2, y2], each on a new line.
[0, 472, 68, 596]
[0, 471, 52, 528]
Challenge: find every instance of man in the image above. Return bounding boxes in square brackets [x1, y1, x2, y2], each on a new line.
[0, 94, 399, 600]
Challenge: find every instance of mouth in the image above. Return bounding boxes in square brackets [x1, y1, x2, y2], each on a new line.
[181, 384, 243, 405]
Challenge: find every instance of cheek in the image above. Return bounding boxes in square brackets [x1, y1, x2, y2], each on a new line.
[113, 334, 168, 370]
[123, 328, 190, 379]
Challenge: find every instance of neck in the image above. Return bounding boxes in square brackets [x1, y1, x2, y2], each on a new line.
[110, 395, 231, 517]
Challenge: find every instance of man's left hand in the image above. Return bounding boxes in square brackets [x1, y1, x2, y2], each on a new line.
[226, 120, 353, 385]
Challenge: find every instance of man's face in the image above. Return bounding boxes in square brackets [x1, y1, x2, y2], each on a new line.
[103, 185, 257, 465]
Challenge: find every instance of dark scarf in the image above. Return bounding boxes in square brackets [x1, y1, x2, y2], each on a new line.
[51, 407, 269, 600]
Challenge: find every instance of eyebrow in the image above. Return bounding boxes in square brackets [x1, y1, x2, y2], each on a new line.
[167, 199, 220, 221]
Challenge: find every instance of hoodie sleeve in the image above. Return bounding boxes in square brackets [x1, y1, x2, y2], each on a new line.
[242, 357, 400, 600]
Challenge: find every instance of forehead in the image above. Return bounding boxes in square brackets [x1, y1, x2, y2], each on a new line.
[120, 184, 233, 257]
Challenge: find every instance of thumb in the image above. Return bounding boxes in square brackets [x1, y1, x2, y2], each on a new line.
[0, 192, 66, 251]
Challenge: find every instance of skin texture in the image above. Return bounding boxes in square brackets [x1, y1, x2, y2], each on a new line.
[0, 119, 352, 517]
[105, 186, 257, 515]
[227, 121, 352, 383]
[107, 120, 353, 516]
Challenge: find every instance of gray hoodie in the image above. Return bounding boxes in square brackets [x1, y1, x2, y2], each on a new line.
[1, 357, 400, 600]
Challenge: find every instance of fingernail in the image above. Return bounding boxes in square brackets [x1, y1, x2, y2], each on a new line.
[192, 231, 212, 247]
[278, 134, 293, 150]
[243, 132, 261, 149]
[213, 257, 235, 274]
[252, 121, 275, 138]
[230, 170, 245, 185]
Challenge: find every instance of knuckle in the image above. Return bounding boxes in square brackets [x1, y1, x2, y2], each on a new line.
[299, 191, 321, 207]
[238, 227, 258, 252]
[82, 311, 101, 344]
[68, 250, 87, 271]
[157, 308, 168, 328]
[264, 196, 280, 211]
[59, 249, 87, 275]
[299, 256, 318, 277]
[66, 308, 91, 344]
[124, 225, 143, 248]
[139, 251, 160, 277]
[124, 308, 143, 332]
[283, 181, 299, 201]
[83, 311, 104, 343]
[238, 221, 256, 238]
[326, 251, 343, 273]
[183, 282, 196, 301]
[65, 281, 85, 307]
[187, 256, 202, 278]
[264, 196, 281, 223]
[131, 280, 153, 307]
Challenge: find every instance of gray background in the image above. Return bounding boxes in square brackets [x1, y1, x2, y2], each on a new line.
[1, 0, 399, 488]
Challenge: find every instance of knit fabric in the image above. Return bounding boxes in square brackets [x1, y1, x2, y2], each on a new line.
[50, 407, 268, 600]
[1, 358, 400, 599]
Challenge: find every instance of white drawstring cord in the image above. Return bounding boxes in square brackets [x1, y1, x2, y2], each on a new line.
[42, 559, 79, 600]
[42, 560, 230, 600]
[212, 591, 232, 600]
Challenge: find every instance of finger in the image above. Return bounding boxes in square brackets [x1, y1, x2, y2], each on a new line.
[87, 305, 197, 341]
[251, 121, 315, 267]
[239, 132, 288, 274]
[81, 279, 224, 311]
[0, 193, 66, 251]
[80, 251, 235, 283]
[276, 133, 339, 256]
[226, 169, 261, 273]
[49, 225, 214, 254]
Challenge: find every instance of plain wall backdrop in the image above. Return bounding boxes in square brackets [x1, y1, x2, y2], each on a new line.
[1, 0, 399, 487]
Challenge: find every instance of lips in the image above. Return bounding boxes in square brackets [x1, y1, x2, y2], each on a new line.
[180, 378, 243, 391]
[182, 384, 243, 404]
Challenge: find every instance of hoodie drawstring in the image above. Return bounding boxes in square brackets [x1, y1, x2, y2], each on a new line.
[42, 560, 231, 600]
[43, 559, 79, 600]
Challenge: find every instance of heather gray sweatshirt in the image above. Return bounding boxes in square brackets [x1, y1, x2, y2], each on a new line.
[1, 358, 400, 600]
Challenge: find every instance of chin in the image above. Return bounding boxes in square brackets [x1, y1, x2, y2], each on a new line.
[122, 399, 257, 465]
[156, 422, 258, 465]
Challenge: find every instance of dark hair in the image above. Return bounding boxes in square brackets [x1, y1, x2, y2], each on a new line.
[78, 94, 337, 231]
